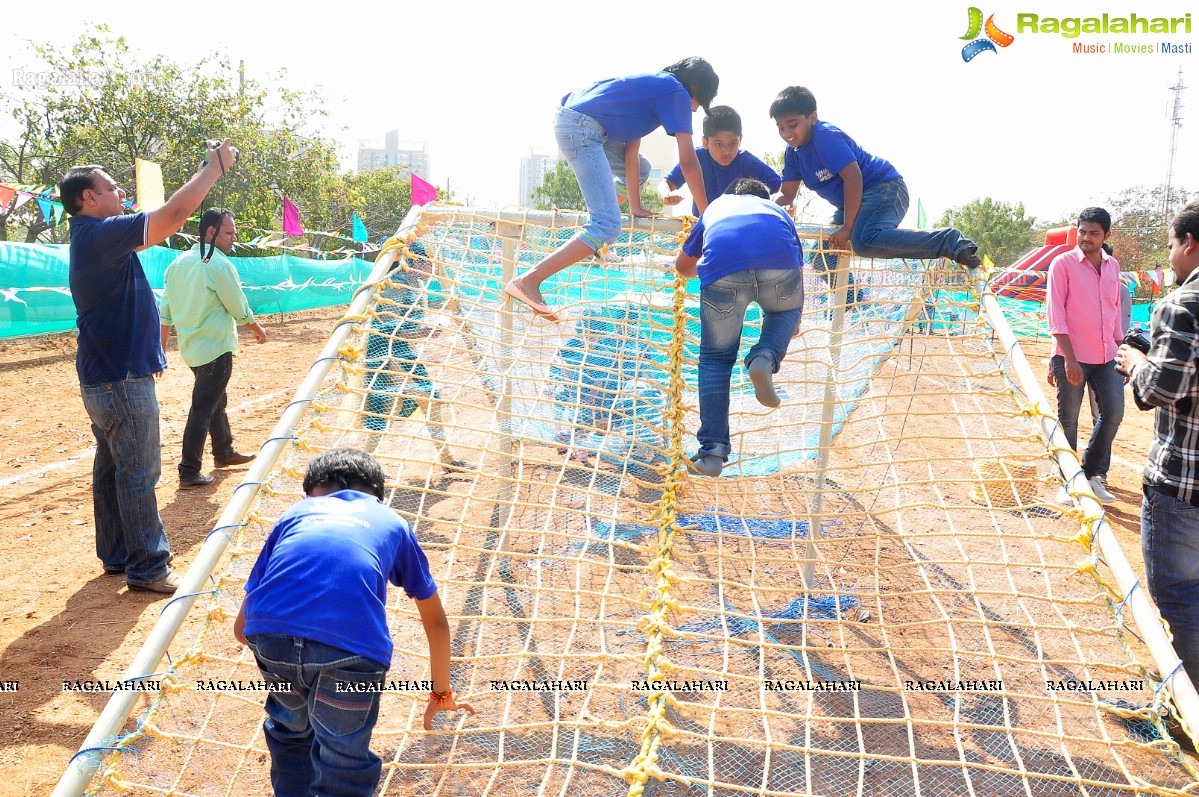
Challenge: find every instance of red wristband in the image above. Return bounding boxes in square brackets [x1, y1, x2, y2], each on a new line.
[430, 689, 452, 703]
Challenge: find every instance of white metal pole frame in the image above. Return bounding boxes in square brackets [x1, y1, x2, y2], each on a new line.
[52, 206, 426, 797]
[971, 268, 1199, 748]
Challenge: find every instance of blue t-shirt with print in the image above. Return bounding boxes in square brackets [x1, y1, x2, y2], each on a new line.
[68, 212, 166, 385]
[780, 121, 901, 210]
[682, 194, 803, 288]
[561, 72, 693, 143]
[243, 490, 438, 667]
[665, 149, 782, 215]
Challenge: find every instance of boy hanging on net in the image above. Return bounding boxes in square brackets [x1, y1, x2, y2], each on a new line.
[676, 178, 804, 477]
[235, 448, 473, 796]
[659, 105, 781, 217]
[505, 57, 719, 321]
[770, 85, 981, 307]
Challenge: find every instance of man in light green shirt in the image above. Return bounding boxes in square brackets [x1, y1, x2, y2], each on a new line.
[160, 208, 267, 487]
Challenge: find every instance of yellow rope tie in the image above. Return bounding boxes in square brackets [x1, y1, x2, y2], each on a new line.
[339, 341, 365, 362]
[624, 272, 690, 797]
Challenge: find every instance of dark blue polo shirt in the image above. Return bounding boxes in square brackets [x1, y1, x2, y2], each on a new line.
[68, 213, 166, 385]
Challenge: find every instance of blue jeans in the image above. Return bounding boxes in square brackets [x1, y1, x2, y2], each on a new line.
[813, 178, 974, 284]
[1142, 488, 1199, 687]
[602, 138, 651, 193]
[1050, 356, 1125, 478]
[80, 376, 171, 584]
[554, 105, 622, 250]
[247, 634, 389, 797]
[180, 352, 235, 477]
[696, 268, 804, 460]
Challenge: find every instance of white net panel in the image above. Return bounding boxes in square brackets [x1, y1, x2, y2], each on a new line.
[68, 207, 1198, 796]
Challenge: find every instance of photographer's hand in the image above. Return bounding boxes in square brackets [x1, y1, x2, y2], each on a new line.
[1116, 343, 1147, 380]
[203, 138, 239, 177]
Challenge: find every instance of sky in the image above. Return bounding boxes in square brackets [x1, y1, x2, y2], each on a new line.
[2, 0, 1196, 228]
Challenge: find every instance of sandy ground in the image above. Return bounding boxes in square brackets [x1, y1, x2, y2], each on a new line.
[0, 307, 1158, 795]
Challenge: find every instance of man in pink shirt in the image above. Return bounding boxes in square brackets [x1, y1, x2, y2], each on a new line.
[1046, 207, 1125, 504]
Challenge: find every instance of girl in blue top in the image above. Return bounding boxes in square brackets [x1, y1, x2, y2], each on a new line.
[505, 57, 718, 321]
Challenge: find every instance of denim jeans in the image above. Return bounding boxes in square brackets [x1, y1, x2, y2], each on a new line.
[555, 105, 623, 250]
[247, 634, 390, 797]
[602, 138, 652, 193]
[80, 376, 172, 584]
[180, 352, 235, 477]
[812, 178, 973, 290]
[1142, 488, 1199, 687]
[1050, 356, 1125, 478]
[696, 268, 804, 460]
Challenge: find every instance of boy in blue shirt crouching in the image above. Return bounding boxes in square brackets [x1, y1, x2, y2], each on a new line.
[660, 105, 781, 216]
[235, 448, 473, 796]
[676, 178, 804, 477]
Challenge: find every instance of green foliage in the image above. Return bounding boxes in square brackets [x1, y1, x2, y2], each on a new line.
[1102, 185, 1198, 270]
[532, 159, 663, 214]
[0, 25, 449, 250]
[531, 160, 583, 211]
[937, 197, 1040, 268]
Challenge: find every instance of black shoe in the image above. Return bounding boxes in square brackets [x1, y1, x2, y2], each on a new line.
[214, 451, 255, 468]
[688, 454, 724, 477]
[179, 473, 216, 488]
[955, 246, 983, 268]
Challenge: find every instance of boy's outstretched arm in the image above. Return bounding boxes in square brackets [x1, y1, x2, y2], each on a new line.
[675, 251, 699, 280]
[829, 162, 863, 250]
[775, 180, 800, 210]
[675, 134, 708, 215]
[416, 591, 475, 730]
[658, 178, 683, 206]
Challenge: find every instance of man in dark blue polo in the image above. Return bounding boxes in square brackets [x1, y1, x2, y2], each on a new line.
[59, 139, 237, 593]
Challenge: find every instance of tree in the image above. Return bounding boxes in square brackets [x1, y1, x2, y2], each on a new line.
[1, 25, 346, 244]
[531, 159, 663, 214]
[1102, 185, 1199, 270]
[938, 198, 1040, 268]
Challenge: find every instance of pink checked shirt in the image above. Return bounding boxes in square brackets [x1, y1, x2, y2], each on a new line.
[1045, 246, 1123, 364]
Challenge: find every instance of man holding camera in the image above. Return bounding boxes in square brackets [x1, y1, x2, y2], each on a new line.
[1046, 207, 1125, 505]
[1117, 200, 1199, 686]
[59, 139, 237, 594]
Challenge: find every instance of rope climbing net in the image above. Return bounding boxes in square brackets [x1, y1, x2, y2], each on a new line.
[59, 206, 1199, 796]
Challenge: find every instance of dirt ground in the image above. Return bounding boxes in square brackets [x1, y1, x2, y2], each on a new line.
[0, 307, 1159, 795]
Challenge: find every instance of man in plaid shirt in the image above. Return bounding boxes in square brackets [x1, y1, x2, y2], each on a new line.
[1117, 200, 1199, 686]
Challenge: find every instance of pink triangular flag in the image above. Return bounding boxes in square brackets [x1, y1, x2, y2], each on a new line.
[12, 192, 34, 210]
[282, 196, 304, 237]
[411, 174, 437, 207]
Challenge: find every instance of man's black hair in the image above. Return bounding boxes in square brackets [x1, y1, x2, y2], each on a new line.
[303, 448, 386, 500]
[1078, 206, 1112, 234]
[1171, 200, 1199, 245]
[769, 86, 817, 119]
[702, 106, 742, 138]
[198, 207, 235, 262]
[725, 178, 770, 200]
[58, 165, 106, 215]
[663, 57, 719, 114]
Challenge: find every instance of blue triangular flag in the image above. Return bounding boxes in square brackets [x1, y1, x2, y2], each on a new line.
[351, 213, 368, 243]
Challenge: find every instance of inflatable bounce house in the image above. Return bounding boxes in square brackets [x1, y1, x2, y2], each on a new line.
[989, 226, 1163, 335]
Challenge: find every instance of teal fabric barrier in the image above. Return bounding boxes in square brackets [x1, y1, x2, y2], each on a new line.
[0, 242, 374, 338]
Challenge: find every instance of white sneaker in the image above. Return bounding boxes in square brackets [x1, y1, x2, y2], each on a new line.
[1055, 486, 1074, 507]
[1088, 476, 1116, 504]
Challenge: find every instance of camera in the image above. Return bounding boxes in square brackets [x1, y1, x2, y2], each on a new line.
[1123, 326, 1151, 354]
[1116, 326, 1151, 375]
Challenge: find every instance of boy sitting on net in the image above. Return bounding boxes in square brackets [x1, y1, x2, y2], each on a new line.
[235, 448, 473, 796]
[676, 178, 804, 477]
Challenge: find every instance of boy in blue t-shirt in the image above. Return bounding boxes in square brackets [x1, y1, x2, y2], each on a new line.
[234, 448, 473, 796]
[676, 178, 804, 477]
[659, 106, 781, 216]
[769, 86, 981, 305]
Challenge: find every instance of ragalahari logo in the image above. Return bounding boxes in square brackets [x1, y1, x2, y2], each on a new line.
[960, 8, 1015, 61]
